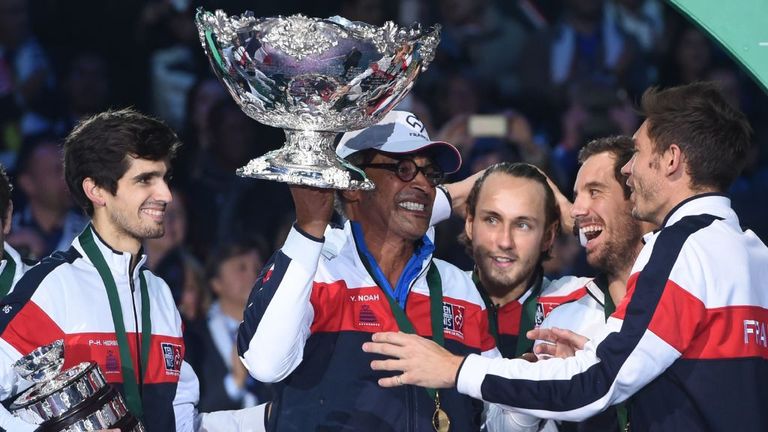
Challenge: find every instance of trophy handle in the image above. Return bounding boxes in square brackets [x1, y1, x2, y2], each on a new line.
[204, 30, 228, 74]
[237, 129, 375, 190]
[14, 340, 65, 384]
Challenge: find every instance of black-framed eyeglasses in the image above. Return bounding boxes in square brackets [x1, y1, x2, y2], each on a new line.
[360, 159, 445, 186]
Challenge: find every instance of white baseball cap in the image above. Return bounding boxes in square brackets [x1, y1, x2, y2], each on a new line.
[336, 111, 462, 174]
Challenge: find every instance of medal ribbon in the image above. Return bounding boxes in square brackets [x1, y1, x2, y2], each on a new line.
[601, 280, 617, 319]
[0, 249, 17, 298]
[475, 267, 544, 357]
[473, 272, 498, 347]
[79, 226, 151, 420]
[354, 240, 444, 402]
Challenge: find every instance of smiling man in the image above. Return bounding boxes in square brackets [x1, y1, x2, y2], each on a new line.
[364, 82, 768, 432]
[535, 136, 654, 431]
[458, 163, 590, 360]
[236, 111, 523, 431]
[0, 109, 189, 431]
[573, 138, 645, 300]
[545, 136, 655, 332]
[0, 109, 264, 431]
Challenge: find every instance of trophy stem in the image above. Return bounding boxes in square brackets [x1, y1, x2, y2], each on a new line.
[237, 129, 375, 190]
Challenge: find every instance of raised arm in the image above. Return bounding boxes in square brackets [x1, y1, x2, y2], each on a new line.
[237, 186, 334, 382]
[429, 169, 487, 227]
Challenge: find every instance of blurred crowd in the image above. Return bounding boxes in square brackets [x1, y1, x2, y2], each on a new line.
[2, 0, 768, 409]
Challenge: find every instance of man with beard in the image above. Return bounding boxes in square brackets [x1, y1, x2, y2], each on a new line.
[0, 108, 187, 431]
[535, 135, 654, 431]
[541, 135, 655, 346]
[237, 111, 544, 431]
[364, 82, 768, 432]
[458, 162, 591, 360]
[0, 109, 259, 431]
[439, 152, 644, 431]
[571, 137, 646, 307]
[454, 162, 592, 432]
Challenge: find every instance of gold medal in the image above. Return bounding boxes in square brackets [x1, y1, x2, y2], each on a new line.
[432, 407, 450, 432]
[432, 391, 450, 432]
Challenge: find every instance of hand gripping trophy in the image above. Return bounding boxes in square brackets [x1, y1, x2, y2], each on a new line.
[195, 9, 440, 190]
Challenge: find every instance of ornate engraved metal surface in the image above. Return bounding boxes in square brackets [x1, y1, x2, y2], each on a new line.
[11, 343, 145, 431]
[14, 340, 64, 383]
[196, 9, 440, 189]
[261, 15, 343, 60]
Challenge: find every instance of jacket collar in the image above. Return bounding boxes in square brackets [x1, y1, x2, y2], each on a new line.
[1, 241, 24, 281]
[643, 193, 737, 244]
[661, 193, 735, 228]
[73, 224, 148, 281]
[344, 220, 435, 270]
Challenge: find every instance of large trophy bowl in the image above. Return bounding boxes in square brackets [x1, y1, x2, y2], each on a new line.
[196, 9, 440, 190]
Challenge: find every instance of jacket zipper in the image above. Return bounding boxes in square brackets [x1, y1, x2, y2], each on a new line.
[491, 303, 499, 330]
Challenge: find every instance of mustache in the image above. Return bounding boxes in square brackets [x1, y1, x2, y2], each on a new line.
[395, 190, 430, 204]
[475, 245, 518, 261]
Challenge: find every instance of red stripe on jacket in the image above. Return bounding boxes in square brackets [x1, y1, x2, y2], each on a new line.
[2, 301, 64, 355]
[615, 273, 768, 359]
[497, 301, 522, 336]
[64, 333, 185, 384]
[310, 280, 495, 351]
[538, 288, 588, 318]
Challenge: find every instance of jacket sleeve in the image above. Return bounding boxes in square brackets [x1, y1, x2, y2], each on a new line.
[455, 218, 712, 421]
[0, 340, 34, 431]
[196, 404, 267, 432]
[174, 360, 199, 432]
[236, 225, 321, 382]
[181, 360, 267, 431]
[0, 351, 37, 432]
[0, 274, 64, 431]
[480, 348, 543, 432]
[430, 186, 451, 227]
[484, 402, 542, 432]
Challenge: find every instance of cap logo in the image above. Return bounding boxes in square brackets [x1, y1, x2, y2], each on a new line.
[405, 114, 425, 133]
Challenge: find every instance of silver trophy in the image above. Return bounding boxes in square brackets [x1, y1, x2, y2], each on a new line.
[195, 9, 440, 189]
[9, 340, 144, 431]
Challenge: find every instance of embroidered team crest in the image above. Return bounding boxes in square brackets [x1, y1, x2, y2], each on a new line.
[442, 302, 465, 338]
[105, 350, 120, 373]
[161, 342, 183, 375]
[358, 304, 380, 327]
[535, 303, 545, 327]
